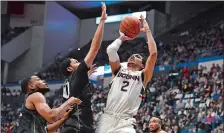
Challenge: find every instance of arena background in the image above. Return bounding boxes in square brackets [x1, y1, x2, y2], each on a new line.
[1, 1, 224, 133]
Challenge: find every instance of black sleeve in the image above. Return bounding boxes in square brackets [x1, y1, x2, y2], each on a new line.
[141, 72, 144, 82]
[76, 60, 90, 74]
[70, 61, 90, 97]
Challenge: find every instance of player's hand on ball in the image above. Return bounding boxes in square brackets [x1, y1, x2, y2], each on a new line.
[88, 64, 98, 76]
[140, 15, 150, 32]
[119, 31, 134, 41]
[101, 2, 107, 21]
[69, 97, 82, 105]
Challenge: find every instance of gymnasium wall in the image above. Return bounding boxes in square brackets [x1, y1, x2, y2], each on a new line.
[9, 3, 45, 27]
[7, 26, 45, 82]
[79, 10, 156, 48]
[1, 28, 32, 63]
[154, 10, 168, 36]
[43, 1, 80, 64]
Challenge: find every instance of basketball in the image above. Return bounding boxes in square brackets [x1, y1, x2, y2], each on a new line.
[120, 16, 141, 38]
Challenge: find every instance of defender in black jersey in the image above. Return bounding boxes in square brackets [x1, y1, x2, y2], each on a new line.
[15, 75, 81, 133]
[59, 3, 107, 133]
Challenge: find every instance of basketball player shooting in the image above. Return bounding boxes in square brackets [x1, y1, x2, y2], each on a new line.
[95, 15, 157, 133]
[14, 75, 81, 133]
[59, 2, 107, 133]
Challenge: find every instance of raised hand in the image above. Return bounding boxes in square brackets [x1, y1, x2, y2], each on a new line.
[101, 2, 107, 21]
[119, 31, 134, 41]
[140, 15, 150, 32]
[88, 64, 98, 76]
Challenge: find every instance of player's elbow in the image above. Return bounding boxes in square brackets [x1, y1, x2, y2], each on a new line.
[150, 52, 158, 62]
[107, 44, 118, 55]
[151, 51, 157, 57]
[107, 45, 120, 62]
[106, 45, 113, 54]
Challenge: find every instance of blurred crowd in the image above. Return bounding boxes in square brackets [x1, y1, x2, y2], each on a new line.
[1, 88, 23, 133]
[1, 26, 29, 45]
[2, 63, 223, 133]
[136, 63, 223, 133]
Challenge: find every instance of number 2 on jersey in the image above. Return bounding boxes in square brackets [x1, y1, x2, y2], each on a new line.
[63, 79, 70, 99]
[121, 81, 129, 92]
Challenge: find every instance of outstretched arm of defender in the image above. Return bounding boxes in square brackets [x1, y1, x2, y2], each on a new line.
[107, 32, 133, 76]
[140, 15, 158, 87]
[84, 2, 107, 68]
[30, 93, 81, 123]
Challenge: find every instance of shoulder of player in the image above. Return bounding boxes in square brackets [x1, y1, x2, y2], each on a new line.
[74, 60, 89, 76]
[159, 130, 167, 133]
[28, 92, 46, 102]
[80, 60, 90, 69]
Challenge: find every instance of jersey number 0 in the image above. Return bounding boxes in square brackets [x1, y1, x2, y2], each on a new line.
[63, 79, 70, 99]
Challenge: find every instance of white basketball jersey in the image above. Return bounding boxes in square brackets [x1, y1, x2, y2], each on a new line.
[105, 66, 144, 116]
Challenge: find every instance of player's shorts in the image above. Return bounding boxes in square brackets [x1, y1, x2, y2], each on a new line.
[95, 110, 136, 133]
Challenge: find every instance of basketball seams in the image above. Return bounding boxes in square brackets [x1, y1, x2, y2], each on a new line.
[120, 23, 135, 37]
[125, 17, 137, 34]
[125, 17, 134, 26]
[120, 16, 140, 38]
[122, 20, 136, 35]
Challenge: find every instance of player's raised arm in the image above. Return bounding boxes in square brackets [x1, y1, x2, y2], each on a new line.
[84, 2, 107, 67]
[107, 32, 133, 76]
[140, 15, 158, 87]
[30, 93, 81, 123]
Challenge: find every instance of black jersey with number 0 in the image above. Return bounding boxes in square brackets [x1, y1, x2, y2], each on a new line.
[61, 61, 95, 133]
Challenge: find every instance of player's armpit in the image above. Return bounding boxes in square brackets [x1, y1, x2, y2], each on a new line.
[109, 60, 121, 77]
[143, 53, 157, 87]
